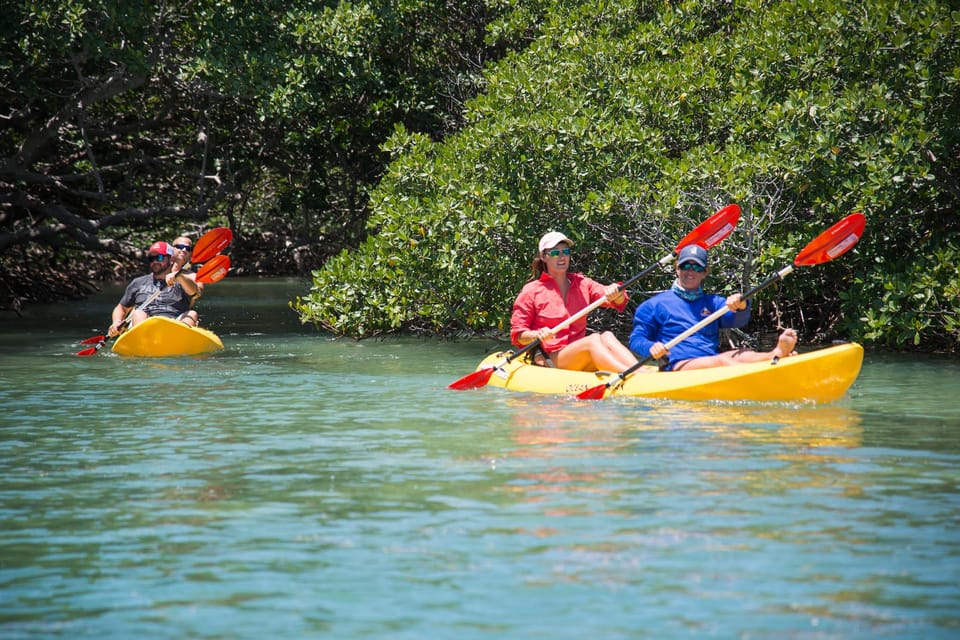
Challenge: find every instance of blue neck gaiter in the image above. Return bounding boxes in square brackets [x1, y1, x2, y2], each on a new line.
[671, 278, 704, 302]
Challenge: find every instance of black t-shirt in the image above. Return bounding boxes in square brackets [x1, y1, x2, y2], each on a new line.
[119, 274, 192, 318]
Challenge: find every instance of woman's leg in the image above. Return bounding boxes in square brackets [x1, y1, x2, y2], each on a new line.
[554, 332, 638, 372]
[599, 331, 640, 369]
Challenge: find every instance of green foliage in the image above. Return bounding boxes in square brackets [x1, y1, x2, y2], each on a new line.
[179, 0, 503, 246]
[295, 0, 960, 351]
[848, 237, 960, 348]
[2, 0, 505, 303]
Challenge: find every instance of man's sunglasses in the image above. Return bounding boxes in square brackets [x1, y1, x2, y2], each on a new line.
[148, 254, 169, 262]
[173, 243, 193, 251]
[679, 263, 706, 273]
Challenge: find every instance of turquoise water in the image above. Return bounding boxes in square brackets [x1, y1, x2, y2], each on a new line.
[1, 279, 958, 638]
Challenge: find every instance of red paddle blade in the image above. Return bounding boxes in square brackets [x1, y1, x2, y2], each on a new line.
[576, 383, 608, 400]
[192, 227, 233, 263]
[196, 254, 231, 283]
[794, 212, 865, 266]
[675, 204, 741, 252]
[79, 334, 106, 345]
[77, 339, 107, 356]
[448, 367, 495, 390]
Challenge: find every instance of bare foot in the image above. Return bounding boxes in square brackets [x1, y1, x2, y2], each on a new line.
[772, 328, 798, 359]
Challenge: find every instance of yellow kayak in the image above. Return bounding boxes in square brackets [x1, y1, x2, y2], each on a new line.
[112, 316, 223, 357]
[475, 342, 864, 403]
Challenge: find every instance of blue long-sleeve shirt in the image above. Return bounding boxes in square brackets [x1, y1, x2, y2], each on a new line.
[629, 289, 751, 369]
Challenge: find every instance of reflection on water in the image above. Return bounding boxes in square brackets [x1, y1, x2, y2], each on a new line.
[1, 279, 959, 638]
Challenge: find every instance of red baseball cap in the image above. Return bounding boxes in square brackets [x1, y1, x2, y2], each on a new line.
[148, 241, 174, 256]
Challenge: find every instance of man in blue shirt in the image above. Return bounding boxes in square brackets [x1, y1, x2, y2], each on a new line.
[629, 244, 797, 371]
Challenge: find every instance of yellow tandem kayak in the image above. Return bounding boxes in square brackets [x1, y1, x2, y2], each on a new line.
[474, 342, 864, 403]
[112, 316, 223, 357]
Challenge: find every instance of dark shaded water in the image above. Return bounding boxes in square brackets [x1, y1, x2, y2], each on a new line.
[1, 278, 958, 638]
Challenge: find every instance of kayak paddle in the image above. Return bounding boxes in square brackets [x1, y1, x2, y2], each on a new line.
[448, 204, 742, 390]
[191, 227, 233, 264]
[576, 212, 866, 400]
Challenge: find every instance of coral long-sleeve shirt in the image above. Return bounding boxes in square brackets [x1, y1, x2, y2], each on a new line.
[510, 272, 628, 354]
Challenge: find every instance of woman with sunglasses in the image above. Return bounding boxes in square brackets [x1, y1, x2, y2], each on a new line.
[629, 244, 797, 371]
[510, 231, 639, 372]
[106, 241, 201, 337]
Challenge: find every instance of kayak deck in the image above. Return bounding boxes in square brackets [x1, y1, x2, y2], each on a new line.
[112, 316, 223, 357]
[476, 342, 864, 403]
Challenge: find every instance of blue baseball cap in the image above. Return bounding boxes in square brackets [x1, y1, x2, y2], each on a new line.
[677, 244, 708, 267]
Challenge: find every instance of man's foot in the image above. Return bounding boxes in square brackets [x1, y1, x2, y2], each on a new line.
[771, 328, 798, 359]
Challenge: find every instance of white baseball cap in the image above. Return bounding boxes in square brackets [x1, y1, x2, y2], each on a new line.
[538, 231, 574, 253]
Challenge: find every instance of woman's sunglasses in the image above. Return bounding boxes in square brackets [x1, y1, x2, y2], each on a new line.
[678, 262, 706, 273]
[545, 248, 572, 257]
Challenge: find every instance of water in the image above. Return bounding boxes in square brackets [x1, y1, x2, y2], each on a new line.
[1, 278, 959, 638]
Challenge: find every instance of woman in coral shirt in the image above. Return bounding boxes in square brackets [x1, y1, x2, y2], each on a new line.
[510, 232, 639, 372]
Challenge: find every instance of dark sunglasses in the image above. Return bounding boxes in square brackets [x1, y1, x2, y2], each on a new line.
[546, 248, 572, 257]
[148, 254, 169, 262]
[679, 262, 706, 272]
[173, 243, 193, 251]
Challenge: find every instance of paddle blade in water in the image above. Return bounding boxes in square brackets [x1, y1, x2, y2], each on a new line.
[192, 227, 233, 263]
[675, 204, 741, 252]
[196, 255, 231, 283]
[794, 212, 865, 266]
[576, 383, 608, 400]
[76, 340, 106, 356]
[79, 334, 106, 345]
[448, 367, 495, 390]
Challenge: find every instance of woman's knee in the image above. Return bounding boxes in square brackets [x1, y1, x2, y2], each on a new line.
[587, 333, 611, 351]
[578, 333, 601, 346]
[599, 331, 626, 349]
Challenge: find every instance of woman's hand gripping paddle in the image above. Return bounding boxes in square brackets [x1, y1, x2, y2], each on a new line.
[576, 212, 866, 400]
[76, 228, 233, 355]
[447, 204, 742, 390]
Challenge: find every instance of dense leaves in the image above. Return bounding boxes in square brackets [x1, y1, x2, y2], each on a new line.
[295, 0, 960, 351]
[3, 1, 958, 350]
[1, 0, 501, 307]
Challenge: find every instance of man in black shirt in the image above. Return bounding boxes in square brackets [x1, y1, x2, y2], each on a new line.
[107, 241, 201, 337]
